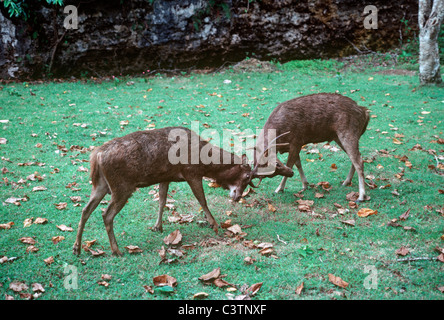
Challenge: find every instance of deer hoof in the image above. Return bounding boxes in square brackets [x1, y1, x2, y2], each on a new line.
[151, 225, 163, 233]
[274, 187, 284, 193]
[72, 245, 80, 255]
[112, 249, 123, 256]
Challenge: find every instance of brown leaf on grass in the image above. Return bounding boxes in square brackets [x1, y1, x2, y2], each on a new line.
[0, 221, 14, 229]
[101, 274, 112, 281]
[399, 209, 410, 221]
[51, 236, 65, 244]
[143, 285, 154, 294]
[9, 281, 28, 292]
[56, 224, 73, 232]
[227, 224, 242, 235]
[341, 219, 356, 227]
[267, 203, 277, 212]
[152, 274, 177, 287]
[295, 282, 304, 295]
[245, 282, 263, 296]
[18, 237, 36, 245]
[26, 245, 39, 253]
[328, 273, 349, 289]
[395, 246, 410, 256]
[82, 246, 105, 257]
[193, 292, 209, 299]
[357, 208, 378, 217]
[438, 254, 444, 263]
[213, 278, 233, 288]
[32, 186, 47, 192]
[163, 229, 182, 246]
[31, 283, 45, 293]
[124, 245, 143, 253]
[54, 202, 67, 210]
[438, 286, 444, 293]
[44, 256, 54, 265]
[315, 193, 324, 198]
[317, 181, 332, 191]
[199, 267, 221, 282]
[244, 256, 256, 265]
[98, 281, 109, 287]
[23, 218, 33, 228]
[34, 217, 48, 224]
[258, 247, 274, 256]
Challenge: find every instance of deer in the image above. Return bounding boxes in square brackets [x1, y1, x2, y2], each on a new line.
[250, 93, 370, 202]
[72, 126, 286, 256]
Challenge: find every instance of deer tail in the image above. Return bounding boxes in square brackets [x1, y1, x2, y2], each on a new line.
[89, 148, 102, 188]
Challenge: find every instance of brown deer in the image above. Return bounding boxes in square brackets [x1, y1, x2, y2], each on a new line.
[251, 93, 370, 202]
[72, 127, 283, 256]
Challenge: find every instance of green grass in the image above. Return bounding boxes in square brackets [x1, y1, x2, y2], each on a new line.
[0, 61, 443, 300]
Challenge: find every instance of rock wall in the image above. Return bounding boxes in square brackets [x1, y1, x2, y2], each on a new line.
[0, 0, 418, 79]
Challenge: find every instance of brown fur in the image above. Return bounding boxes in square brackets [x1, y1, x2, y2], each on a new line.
[73, 127, 252, 256]
[254, 93, 370, 200]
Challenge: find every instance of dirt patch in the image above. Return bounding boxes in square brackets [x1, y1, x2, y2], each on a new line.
[230, 58, 279, 73]
[373, 69, 416, 76]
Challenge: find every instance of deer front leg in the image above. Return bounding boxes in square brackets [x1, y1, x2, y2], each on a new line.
[152, 182, 169, 232]
[186, 178, 219, 234]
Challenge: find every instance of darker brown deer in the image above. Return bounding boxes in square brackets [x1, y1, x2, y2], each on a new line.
[73, 127, 264, 256]
[251, 93, 370, 202]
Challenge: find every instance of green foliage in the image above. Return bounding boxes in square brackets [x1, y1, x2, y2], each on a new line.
[279, 59, 344, 73]
[2, 0, 63, 20]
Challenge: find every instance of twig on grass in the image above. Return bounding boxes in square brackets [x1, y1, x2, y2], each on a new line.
[276, 234, 287, 245]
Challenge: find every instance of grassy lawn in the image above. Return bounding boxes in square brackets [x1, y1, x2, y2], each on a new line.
[0, 59, 443, 300]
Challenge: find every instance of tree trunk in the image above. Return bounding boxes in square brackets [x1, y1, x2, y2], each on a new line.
[418, 0, 444, 85]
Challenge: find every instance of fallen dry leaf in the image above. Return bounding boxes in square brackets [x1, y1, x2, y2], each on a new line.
[26, 245, 39, 253]
[18, 237, 36, 245]
[193, 292, 209, 299]
[227, 224, 242, 235]
[143, 285, 154, 294]
[31, 283, 45, 293]
[34, 217, 48, 224]
[399, 209, 410, 221]
[54, 202, 67, 210]
[199, 267, 221, 282]
[153, 274, 177, 287]
[295, 282, 304, 295]
[268, 203, 277, 212]
[357, 208, 378, 217]
[125, 245, 143, 253]
[32, 186, 47, 192]
[245, 282, 263, 296]
[328, 273, 349, 289]
[395, 246, 410, 256]
[341, 219, 356, 227]
[23, 218, 33, 228]
[0, 221, 14, 229]
[44, 256, 54, 265]
[51, 236, 65, 244]
[9, 281, 28, 292]
[163, 229, 182, 246]
[56, 224, 73, 232]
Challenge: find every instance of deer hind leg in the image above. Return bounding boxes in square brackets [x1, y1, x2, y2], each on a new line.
[336, 136, 366, 202]
[186, 178, 218, 233]
[335, 139, 355, 186]
[152, 182, 169, 232]
[73, 178, 109, 255]
[102, 189, 133, 256]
